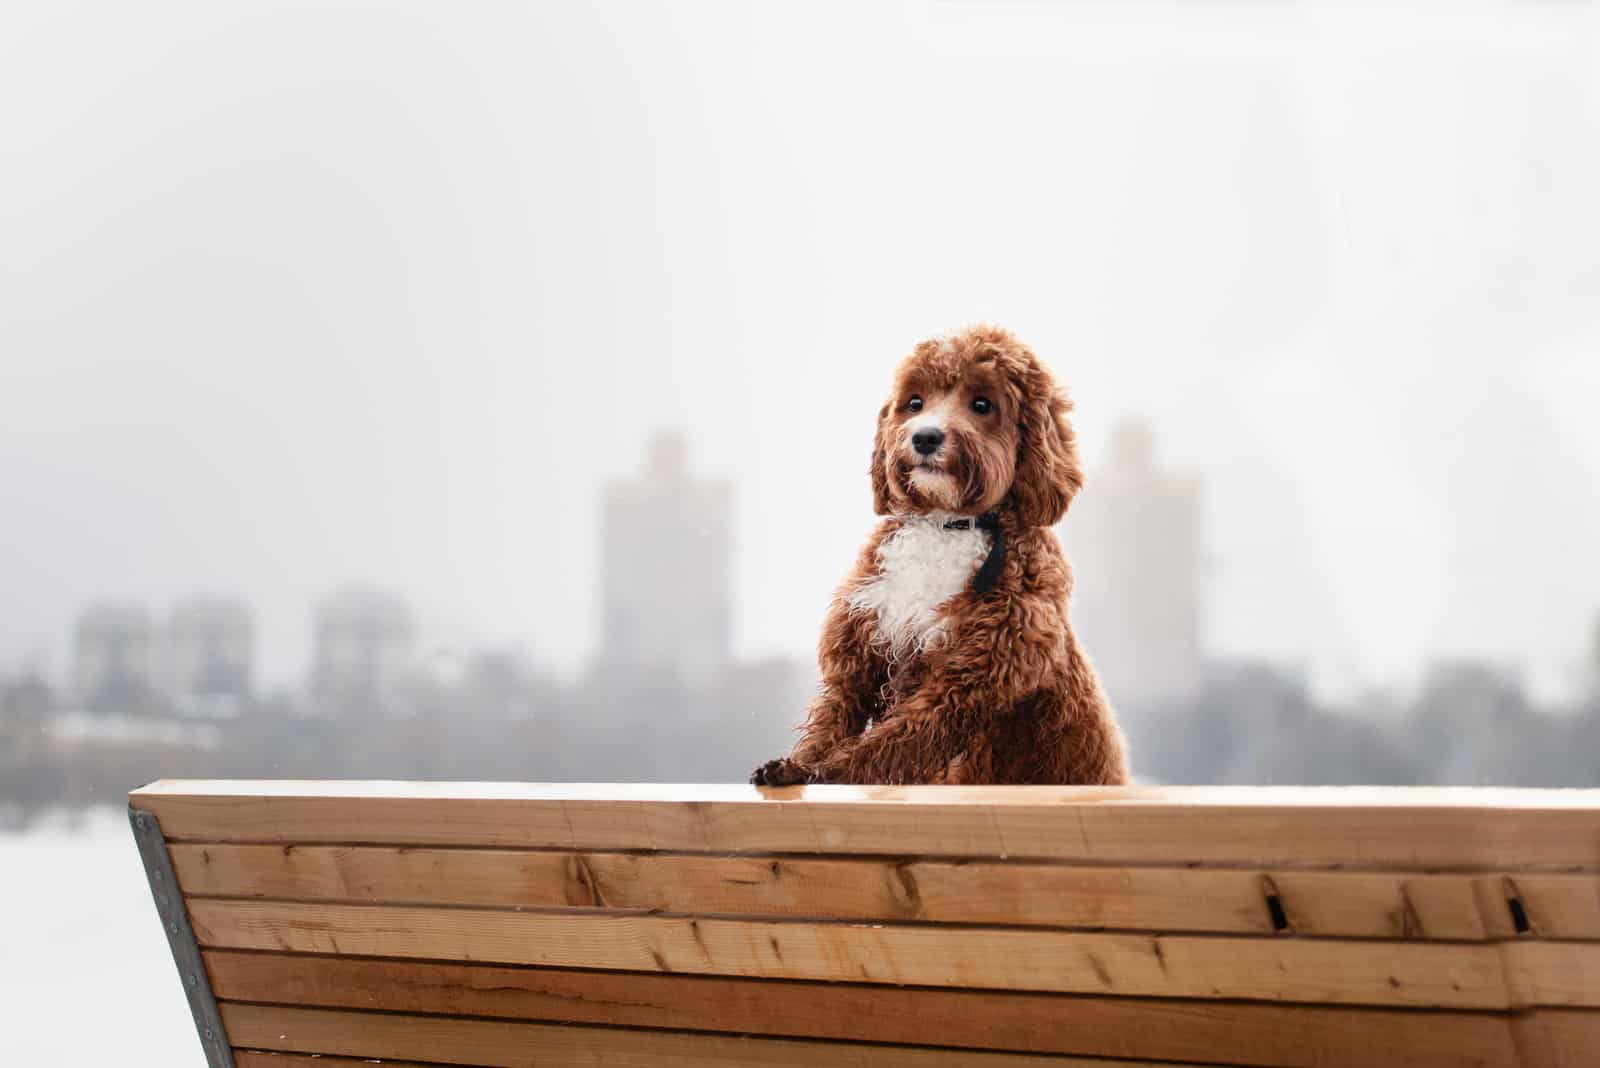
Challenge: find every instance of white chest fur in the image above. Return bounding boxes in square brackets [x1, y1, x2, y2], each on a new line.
[846, 515, 990, 662]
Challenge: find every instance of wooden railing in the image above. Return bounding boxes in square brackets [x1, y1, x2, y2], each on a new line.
[129, 781, 1600, 1067]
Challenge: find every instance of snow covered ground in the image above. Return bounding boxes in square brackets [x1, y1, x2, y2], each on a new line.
[1, 808, 198, 1065]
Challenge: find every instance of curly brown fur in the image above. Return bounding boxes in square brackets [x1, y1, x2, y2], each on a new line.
[752, 325, 1129, 787]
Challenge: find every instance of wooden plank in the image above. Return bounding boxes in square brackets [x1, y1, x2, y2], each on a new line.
[170, 843, 1600, 940]
[187, 898, 1600, 1009]
[205, 950, 1556, 1068]
[133, 779, 1600, 808]
[220, 1003, 1180, 1067]
[130, 780, 1600, 868]
[235, 1057, 441, 1068]
[228, 1026, 1600, 1068]
[1506, 942, 1600, 1008]
[1511, 1010, 1600, 1068]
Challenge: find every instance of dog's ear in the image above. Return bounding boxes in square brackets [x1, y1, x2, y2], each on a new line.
[1010, 358, 1084, 528]
[870, 402, 892, 515]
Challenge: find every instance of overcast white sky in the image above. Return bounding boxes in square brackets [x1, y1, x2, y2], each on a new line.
[3, 1, 1598, 702]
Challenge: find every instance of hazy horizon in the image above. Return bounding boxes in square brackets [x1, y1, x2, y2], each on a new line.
[5, 1, 1599, 705]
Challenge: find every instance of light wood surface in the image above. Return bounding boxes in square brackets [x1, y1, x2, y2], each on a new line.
[206, 950, 1585, 1068]
[128, 781, 1600, 1066]
[131, 779, 1600, 807]
[187, 898, 1600, 1008]
[234, 1056, 438, 1068]
[219, 1003, 1179, 1067]
[1512, 1010, 1600, 1068]
[131, 780, 1600, 867]
[170, 842, 1600, 939]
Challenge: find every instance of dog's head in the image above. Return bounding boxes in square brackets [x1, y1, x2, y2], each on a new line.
[870, 325, 1083, 527]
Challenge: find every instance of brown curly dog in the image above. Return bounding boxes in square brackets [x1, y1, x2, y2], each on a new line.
[752, 325, 1129, 787]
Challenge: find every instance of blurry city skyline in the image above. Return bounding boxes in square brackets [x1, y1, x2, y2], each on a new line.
[5, 1, 1600, 708]
[23, 423, 1213, 710]
[7, 407, 1600, 711]
[14, 421, 1598, 723]
[7, 421, 1595, 805]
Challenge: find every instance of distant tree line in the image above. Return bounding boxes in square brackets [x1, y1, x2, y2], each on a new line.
[1128, 659, 1600, 788]
[3, 650, 1598, 827]
[0, 656, 809, 824]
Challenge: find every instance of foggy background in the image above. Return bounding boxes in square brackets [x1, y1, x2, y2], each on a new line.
[5, 0, 1600, 801]
[5, 2, 1600, 1061]
[6, 0, 1599, 704]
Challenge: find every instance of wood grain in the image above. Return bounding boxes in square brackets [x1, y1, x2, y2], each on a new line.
[186, 898, 1600, 1008]
[132, 780, 1600, 807]
[206, 950, 1582, 1068]
[1511, 1010, 1600, 1068]
[131, 780, 1600, 868]
[139, 780, 1600, 1067]
[170, 842, 1600, 940]
[235, 1057, 439, 1068]
[220, 1003, 1175, 1067]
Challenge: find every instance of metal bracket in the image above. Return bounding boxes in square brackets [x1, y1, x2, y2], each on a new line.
[129, 806, 236, 1068]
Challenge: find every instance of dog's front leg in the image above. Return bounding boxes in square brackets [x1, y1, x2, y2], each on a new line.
[751, 603, 882, 787]
[751, 683, 870, 786]
[805, 610, 1054, 786]
[805, 680, 986, 786]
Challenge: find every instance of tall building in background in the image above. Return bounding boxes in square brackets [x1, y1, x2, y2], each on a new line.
[1067, 422, 1203, 710]
[598, 432, 732, 685]
[72, 601, 158, 713]
[167, 595, 254, 718]
[310, 587, 416, 713]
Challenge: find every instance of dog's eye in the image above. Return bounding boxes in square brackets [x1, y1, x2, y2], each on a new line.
[906, 396, 923, 412]
[971, 396, 993, 415]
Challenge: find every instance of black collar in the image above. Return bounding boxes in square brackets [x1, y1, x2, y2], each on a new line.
[942, 512, 1007, 594]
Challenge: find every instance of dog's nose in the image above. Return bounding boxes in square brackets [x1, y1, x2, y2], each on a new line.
[912, 427, 945, 456]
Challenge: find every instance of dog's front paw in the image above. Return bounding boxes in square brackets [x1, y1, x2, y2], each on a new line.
[750, 757, 809, 787]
